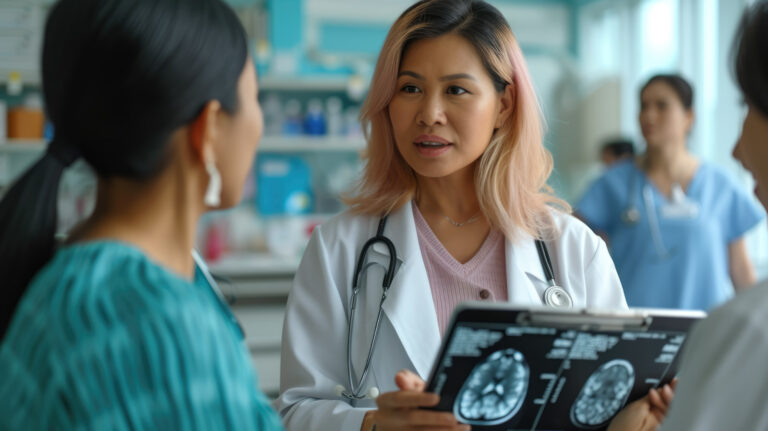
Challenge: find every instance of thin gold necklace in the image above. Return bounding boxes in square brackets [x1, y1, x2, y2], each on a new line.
[444, 213, 481, 227]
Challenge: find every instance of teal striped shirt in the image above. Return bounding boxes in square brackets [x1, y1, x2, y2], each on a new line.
[0, 241, 283, 430]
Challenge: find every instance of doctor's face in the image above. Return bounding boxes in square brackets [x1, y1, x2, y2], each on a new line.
[388, 33, 508, 181]
[733, 105, 768, 211]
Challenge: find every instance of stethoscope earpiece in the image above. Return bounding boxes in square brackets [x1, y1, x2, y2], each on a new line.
[334, 385, 345, 398]
[366, 387, 380, 399]
[335, 384, 379, 400]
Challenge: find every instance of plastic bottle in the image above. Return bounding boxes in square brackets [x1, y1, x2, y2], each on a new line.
[345, 106, 363, 137]
[255, 39, 271, 77]
[204, 222, 227, 262]
[326, 97, 343, 136]
[262, 94, 284, 136]
[303, 98, 326, 136]
[282, 99, 303, 135]
[7, 71, 22, 96]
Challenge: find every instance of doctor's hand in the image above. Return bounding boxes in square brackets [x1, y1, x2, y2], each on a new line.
[607, 380, 677, 431]
[361, 369, 470, 431]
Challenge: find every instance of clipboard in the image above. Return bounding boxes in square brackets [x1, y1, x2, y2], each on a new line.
[424, 304, 705, 431]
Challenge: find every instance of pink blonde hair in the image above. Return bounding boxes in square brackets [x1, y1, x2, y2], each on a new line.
[344, 0, 570, 241]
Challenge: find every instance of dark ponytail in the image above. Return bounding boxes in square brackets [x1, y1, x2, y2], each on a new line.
[0, 0, 248, 337]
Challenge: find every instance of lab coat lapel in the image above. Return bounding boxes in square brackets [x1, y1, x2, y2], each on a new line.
[505, 232, 546, 306]
[370, 201, 441, 379]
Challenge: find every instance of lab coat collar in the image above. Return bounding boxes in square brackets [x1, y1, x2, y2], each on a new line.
[505, 230, 547, 305]
[367, 203, 550, 377]
[370, 201, 442, 379]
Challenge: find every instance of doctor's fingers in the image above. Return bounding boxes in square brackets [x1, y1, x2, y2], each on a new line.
[395, 369, 426, 392]
[648, 385, 674, 413]
[376, 391, 439, 409]
[669, 378, 679, 391]
[660, 384, 675, 405]
[647, 389, 666, 416]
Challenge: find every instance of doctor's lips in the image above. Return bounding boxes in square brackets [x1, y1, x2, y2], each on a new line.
[413, 134, 453, 156]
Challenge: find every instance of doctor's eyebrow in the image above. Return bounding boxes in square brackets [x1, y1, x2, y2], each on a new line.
[397, 71, 477, 82]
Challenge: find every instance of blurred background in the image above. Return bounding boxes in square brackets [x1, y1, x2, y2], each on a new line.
[0, 0, 763, 397]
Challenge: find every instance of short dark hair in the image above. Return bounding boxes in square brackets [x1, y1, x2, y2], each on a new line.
[733, 0, 768, 117]
[601, 139, 635, 158]
[641, 74, 694, 110]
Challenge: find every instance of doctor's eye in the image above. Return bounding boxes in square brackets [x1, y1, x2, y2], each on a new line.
[400, 85, 421, 94]
[446, 86, 468, 95]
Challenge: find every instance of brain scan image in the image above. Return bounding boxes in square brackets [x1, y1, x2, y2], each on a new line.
[453, 348, 529, 426]
[571, 359, 635, 428]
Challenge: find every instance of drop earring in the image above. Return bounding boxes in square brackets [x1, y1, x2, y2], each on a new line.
[204, 159, 221, 207]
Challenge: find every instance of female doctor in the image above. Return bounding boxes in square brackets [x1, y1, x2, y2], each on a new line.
[276, 1, 627, 430]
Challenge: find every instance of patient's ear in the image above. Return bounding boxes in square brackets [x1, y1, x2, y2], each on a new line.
[188, 100, 223, 165]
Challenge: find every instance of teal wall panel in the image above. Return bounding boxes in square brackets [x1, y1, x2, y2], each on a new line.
[269, 0, 304, 51]
[319, 22, 389, 55]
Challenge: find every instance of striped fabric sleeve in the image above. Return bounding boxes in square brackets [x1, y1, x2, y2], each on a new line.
[5, 291, 284, 430]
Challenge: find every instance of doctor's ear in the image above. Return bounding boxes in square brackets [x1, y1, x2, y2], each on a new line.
[189, 100, 223, 164]
[495, 83, 515, 129]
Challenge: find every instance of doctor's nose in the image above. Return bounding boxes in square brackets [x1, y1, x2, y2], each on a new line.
[417, 94, 447, 127]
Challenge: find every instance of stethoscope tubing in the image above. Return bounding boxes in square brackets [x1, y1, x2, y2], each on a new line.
[340, 215, 572, 402]
[621, 169, 674, 258]
[535, 238, 556, 286]
[344, 216, 397, 400]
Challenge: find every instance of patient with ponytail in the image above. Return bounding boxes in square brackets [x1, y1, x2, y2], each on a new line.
[0, 0, 283, 429]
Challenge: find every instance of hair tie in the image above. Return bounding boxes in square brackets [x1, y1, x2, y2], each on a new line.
[47, 137, 81, 168]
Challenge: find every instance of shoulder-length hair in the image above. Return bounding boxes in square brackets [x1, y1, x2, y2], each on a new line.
[344, 0, 569, 241]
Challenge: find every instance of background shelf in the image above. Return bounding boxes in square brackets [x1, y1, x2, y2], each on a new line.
[0, 137, 365, 154]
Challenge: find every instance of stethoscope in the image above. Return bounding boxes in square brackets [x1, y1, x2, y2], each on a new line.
[621, 171, 671, 258]
[335, 215, 573, 403]
[620, 168, 698, 259]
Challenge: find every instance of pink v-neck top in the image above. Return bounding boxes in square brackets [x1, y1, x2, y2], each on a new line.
[413, 204, 508, 336]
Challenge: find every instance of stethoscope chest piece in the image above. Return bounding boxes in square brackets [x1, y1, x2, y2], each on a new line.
[544, 285, 573, 308]
[621, 207, 641, 225]
[534, 239, 573, 309]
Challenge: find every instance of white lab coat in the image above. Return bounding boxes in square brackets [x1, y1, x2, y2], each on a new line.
[659, 279, 768, 431]
[274, 201, 627, 431]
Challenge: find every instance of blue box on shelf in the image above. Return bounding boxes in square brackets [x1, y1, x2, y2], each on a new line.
[256, 154, 313, 216]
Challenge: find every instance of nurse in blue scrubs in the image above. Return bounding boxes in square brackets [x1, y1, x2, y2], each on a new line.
[577, 74, 764, 310]
[0, 0, 282, 429]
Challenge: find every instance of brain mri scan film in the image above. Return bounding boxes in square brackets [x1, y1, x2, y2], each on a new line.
[453, 348, 530, 426]
[571, 359, 636, 428]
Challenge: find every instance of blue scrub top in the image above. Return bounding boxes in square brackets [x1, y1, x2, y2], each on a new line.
[0, 241, 284, 430]
[578, 160, 764, 310]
